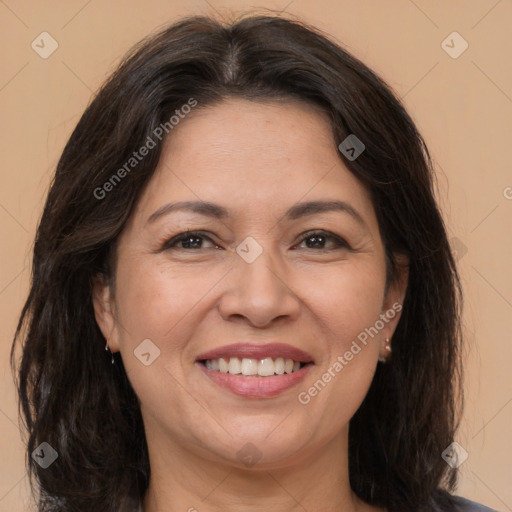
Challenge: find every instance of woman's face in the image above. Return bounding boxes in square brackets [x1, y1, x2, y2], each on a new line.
[94, 98, 407, 469]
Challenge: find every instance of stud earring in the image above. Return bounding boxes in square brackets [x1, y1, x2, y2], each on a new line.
[105, 340, 115, 365]
[378, 338, 392, 363]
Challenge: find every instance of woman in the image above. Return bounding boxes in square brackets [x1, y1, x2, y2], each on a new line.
[11, 13, 499, 512]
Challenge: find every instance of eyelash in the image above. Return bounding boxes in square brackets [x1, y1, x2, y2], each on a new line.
[161, 230, 351, 252]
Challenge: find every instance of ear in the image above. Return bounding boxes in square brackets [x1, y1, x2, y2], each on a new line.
[91, 273, 120, 352]
[379, 253, 409, 359]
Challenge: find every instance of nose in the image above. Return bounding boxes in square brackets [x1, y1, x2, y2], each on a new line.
[217, 246, 301, 329]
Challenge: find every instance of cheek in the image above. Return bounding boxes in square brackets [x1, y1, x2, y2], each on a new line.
[294, 260, 384, 413]
[114, 250, 386, 352]
[114, 258, 204, 342]
[112, 261, 201, 409]
[301, 258, 386, 342]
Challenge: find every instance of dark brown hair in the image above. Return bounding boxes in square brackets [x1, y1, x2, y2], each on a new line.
[12, 13, 463, 512]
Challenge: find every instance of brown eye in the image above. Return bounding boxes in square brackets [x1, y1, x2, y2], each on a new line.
[295, 231, 350, 251]
[162, 231, 220, 250]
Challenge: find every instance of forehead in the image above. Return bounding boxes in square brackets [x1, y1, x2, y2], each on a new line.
[132, 98, 377, 230]
[162, 97, 336, 177]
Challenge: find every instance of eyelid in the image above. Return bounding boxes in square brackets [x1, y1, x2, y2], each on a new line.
[161, 229, 351, 252]
[160, 230, 218, 251]
[296, 230, 351, 249]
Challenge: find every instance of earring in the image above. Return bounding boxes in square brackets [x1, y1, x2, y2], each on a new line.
[378, 338, 392, 363]
[105, 340, 115, 365]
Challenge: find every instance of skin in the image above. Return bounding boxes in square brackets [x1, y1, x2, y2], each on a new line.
[93, 98, 408, 512]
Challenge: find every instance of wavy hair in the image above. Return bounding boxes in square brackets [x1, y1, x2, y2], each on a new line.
[12, 13, 464, 512]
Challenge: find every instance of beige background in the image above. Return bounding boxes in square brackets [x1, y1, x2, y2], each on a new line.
[1, 1, 511, 511]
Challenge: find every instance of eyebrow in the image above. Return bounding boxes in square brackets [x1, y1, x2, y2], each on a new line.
[146, 199, 368, 229]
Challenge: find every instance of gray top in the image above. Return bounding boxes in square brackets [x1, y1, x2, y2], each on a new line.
[136, 496, 499, 511]
[452, 495, 500, 511]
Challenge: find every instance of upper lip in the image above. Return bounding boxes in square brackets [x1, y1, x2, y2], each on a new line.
[196, 343, 314, 363]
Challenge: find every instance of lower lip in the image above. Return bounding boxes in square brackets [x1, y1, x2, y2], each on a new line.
[197, 362, 313, 398]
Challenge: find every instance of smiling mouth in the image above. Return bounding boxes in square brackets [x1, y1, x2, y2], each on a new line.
[199, 357, 312, 377]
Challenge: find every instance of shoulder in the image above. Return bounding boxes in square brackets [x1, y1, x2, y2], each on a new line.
[450, 495, 500, 512]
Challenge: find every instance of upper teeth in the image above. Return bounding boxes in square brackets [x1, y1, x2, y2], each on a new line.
[204, 357, 302, 376]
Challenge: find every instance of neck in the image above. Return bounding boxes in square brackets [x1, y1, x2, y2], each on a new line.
[142, 425, 373, 512]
